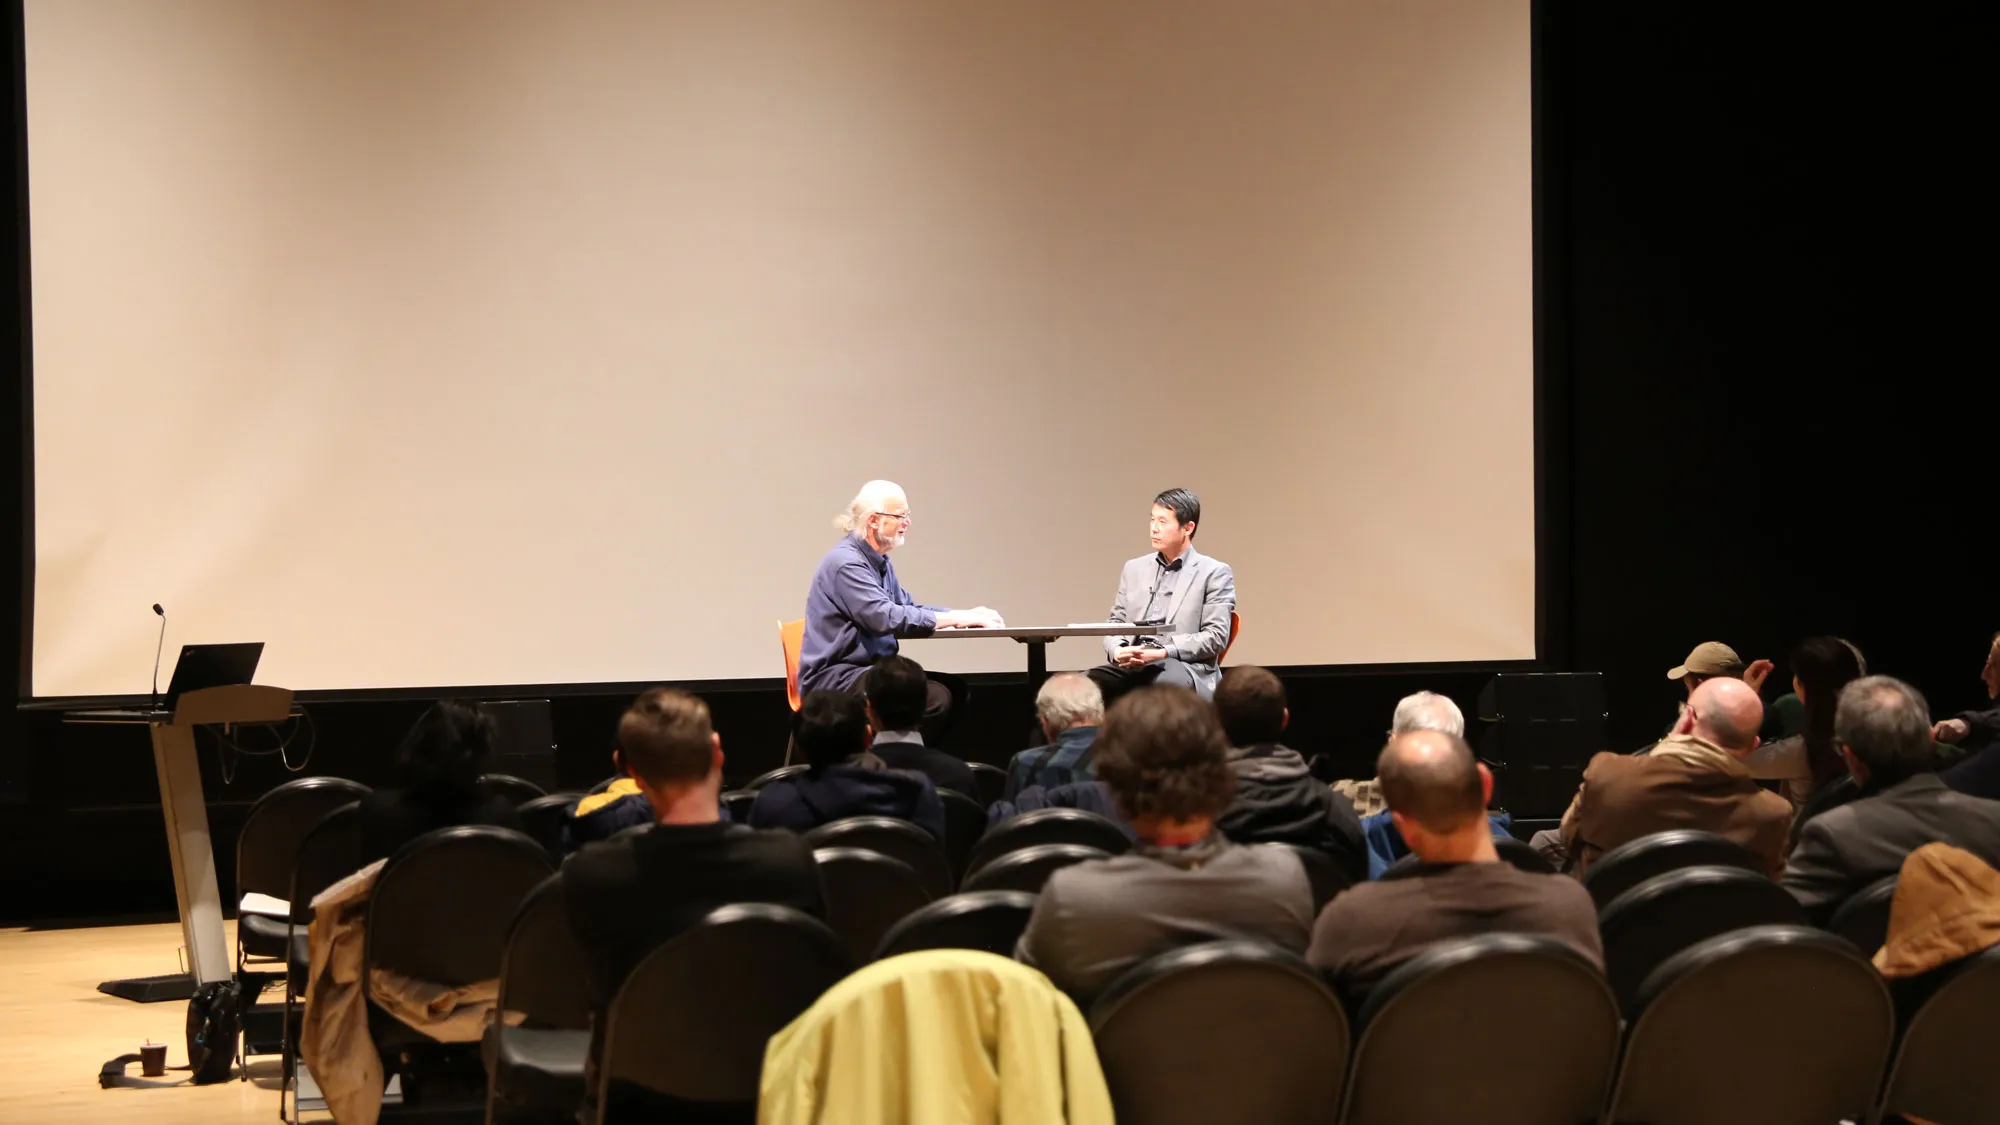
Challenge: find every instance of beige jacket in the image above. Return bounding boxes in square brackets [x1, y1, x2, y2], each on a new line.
[299, 860, 512, 1125]
[1874, 843, 2000, 980]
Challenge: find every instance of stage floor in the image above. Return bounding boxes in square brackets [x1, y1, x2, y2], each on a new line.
[0, 919, 324, 1124]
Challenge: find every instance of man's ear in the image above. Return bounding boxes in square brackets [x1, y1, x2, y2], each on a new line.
[1280, 707, 1290, 733]
[710, 731, 725, 775]
[1839, 744, 1869, 785]
[1478, 762, 1495, 806]
[613, 748, 632, 779]
[1388, 809, 1416, 846]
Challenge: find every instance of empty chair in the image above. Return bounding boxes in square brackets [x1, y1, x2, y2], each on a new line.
[968, 762, 1010, 808]
[1380, 835, 1554, 880]
[514, 793, 579, 857]
[719, 788, 758, 824]
[478, 773, 550, 807]
[598, 904, 848, 1121]
[938, 788, 987, 880]
[486, 875, 592, 1125]
[1876, 943, 2000, 1125]
[1262, 843, 1349, 911]
[873, 891, 1039, 961]
[1341, 934, 1619, 1125]
[961, 843, 1109, 895]
[746, 764, 809, 790]
[1824, 874, 1897, 957]
[813, 847, 932, 965]
[1091, 940, 1347, 1125]
[1598, 865, 1805, 1008]
[1580, 829, 1766, 909]
[1607, 926, 1893, 1125]
[803, 817, 952, 899]
[235, 776, 372, 970]
[964, 808, 1130, 879]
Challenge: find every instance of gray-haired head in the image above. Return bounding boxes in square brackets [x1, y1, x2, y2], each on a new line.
[1834, 675, 1936, 787]
[1036, 672, 1104, 732]
[833, 480, 907, 535]
[1391, 691, 1465, 739]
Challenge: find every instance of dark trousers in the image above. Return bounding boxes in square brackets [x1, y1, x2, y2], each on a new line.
[1087, 657, 1198, 706]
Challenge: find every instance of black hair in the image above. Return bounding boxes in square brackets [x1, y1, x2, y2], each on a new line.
[1152, 488, 1201, 537]
[864, 655, 928, 733]
[1793, 635, 1865, 789]
[794, 690, 871, 773]
[1213, 666, 1286, 746]
[395, 699, 495, 796]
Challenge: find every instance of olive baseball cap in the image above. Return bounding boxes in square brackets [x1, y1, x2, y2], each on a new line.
[1667, 642, 1743, 681]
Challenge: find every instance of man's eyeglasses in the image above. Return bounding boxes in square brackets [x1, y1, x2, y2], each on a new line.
[872, 510, 913, 525]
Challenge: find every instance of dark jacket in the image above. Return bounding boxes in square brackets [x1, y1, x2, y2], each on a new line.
[870, 733, 978, 798]
[747, 758, 946, 843]
[1216, 743, 1368, 883]
[1781, 772, 2000, 924]
[1941, 701, 2000, 799]
[987, 780, 1134, 839]
[356, 786, 522, 865]
[1004, 726, 1100, 799]
[1560, 738, 1793, 878]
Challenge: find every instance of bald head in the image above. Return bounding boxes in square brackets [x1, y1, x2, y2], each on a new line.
[1377, 730, 1485, 834]
[1687, 677, 1763, 752]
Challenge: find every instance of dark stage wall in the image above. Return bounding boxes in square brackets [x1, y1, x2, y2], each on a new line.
[3, 2, 1988, 923]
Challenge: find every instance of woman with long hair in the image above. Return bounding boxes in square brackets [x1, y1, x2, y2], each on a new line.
[1743, 636, 1866, 807]
[356, 698, 523, 862]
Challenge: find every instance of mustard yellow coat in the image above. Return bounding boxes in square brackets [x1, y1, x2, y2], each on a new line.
[759, 949, 1116, 1125]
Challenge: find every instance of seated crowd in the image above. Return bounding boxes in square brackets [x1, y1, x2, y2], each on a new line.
[326, 635, 2000, 1118]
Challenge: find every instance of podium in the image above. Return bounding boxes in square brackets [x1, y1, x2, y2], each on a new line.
[69, 684, 297, 1002]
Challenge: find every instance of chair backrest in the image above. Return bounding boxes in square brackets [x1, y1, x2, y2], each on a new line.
[1220, 610, 1241, 664]
[514, 792, 578, 856]
[1877, 943, 2000, 1125]
[803, 816, 953, 899]
[1262, 843, 1350, 911]
[964, 807, 1130, 878]
[872, 890, 1039, 961]
[812, 847, 933, 964]
[719, 788, 758, 825]
[599, 903, 849, 1111]
[1580, 828, 1766, 909]
[961, 842, 1109, 894]
[364, 825, 556, 988]
[1381, 836, 1553, 881]
[938, 787, 988, 880]
[1825, 873, 1898, 956]
[1090, 940, 1346, 1125]
[476, 772, 548, 807]
[1342, 934, 1619, 1125]
[236, 776, 371, 900]
[288, 801, 364, 925]
[496, 874, 592, 1029]
[967, 762, 1009, 809]
[1598, 864, 1806, 1009]
[779, 618, 806, 712]
[1610, 926, 1894, 1125]
[745, 763, 809, 791]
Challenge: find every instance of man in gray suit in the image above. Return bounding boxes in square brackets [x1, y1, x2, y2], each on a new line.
[1089, 487, 1237, 702]
[1783, 675, 2000, 924]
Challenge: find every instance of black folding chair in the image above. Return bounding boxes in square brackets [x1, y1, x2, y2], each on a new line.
[1380, 835, 1554, 880]
[1876, 943, 2000, 1125]
[514, 793, 579, 858]
[872, 891, 1039, 961]
[485, 875, 592, 1125]
[596, 904, 848, 1123]
[280, 800, 364, 1098]
[968, 762, 1010, 808]
[1579, 829, 1765, 909]
[1607, 926, 1893, 1125]
[1091, 940, 1349, 1125]
[1597, 865, 1805, 1009]
[1260, 843, 1350, 911]
[938, 788, 987, 881]
[1824, 873, 1897, 957]
[477, 773, 549, 807]
[960, 843, 1108, 894]
[813, 847, 933, 965]
[1342, 933, 1619, 1125]
[745, 764, 808, 790]
[719, 789, 758, 825]
[963, 808, 1129, 880]
[363, 826, 557, 1111]
[803, 816, 952, 899]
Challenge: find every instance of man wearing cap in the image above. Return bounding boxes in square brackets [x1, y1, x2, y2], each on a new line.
[1668, 641, 1775, 698]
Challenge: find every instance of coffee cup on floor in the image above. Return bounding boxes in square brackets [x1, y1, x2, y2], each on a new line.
[140, 1041, 167, 1077]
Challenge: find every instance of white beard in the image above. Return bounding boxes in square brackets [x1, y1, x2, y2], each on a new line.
[879, 531, 905, 552]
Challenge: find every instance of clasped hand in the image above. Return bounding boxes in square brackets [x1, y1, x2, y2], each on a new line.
[1114, 645, 1165, 668]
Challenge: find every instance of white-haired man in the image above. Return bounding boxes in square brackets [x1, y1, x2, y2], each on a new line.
[1332, 690, 1468, 819]
[799, 481, 1003, 735]
[1002, 673, 1106, 799]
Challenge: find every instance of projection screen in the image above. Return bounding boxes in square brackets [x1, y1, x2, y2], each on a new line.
[23, 0, 1534, 696]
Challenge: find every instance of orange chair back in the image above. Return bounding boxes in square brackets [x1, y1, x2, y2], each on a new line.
[779, 618, 806, 711]
[1221, 610, 1241, 665]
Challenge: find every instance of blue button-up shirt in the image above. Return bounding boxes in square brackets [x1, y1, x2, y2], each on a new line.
[798, 534, 945, 694]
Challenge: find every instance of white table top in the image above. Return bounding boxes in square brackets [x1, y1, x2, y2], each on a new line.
[914, 623, 1162, 642]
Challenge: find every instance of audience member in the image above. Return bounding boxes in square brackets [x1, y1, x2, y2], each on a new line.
[561, 688, 825, 1120]
[985, 778, 1135, 839]
[863, 655, 976, 797]
[1307, 731, 1602, 1003]
[1211, 666, 1367, 882]
[1332, 690, 1465, 819]
[1015, 686, 1313, 1006]
[1936, 630, 2000, 799]
[1783, 676, 2000, 923]
[1360, 691, 1515, 878]
[1667, 640, 1775, 698]
[1003, 673, 1105, 799]
[749, 690, 946, 842]
[1741, 636, 1867, 807]
[356, 699, 521, 864]
[1557, 677, 1790, 876]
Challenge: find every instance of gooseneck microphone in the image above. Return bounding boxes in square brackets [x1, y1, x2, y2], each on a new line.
[151, 603, 167, 711]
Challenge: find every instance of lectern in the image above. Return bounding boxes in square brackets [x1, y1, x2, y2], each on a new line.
[73, 683, 296, 1001]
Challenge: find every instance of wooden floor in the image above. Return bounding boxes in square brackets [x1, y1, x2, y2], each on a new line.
[0, 919, 326, 1124]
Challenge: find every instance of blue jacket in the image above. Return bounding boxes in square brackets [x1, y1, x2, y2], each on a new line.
[986, 780, 1137, 840]
[748, 761, 946, 843]
[799, 535, 945, 694]
[1360, 809, 1515, 879]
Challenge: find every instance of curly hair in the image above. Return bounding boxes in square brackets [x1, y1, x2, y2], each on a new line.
[1094, 686, 1235, 823]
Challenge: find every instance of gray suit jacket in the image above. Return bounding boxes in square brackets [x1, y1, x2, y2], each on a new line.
[1102, 545, 1237, 696]
[1781, 773, 2000, 924]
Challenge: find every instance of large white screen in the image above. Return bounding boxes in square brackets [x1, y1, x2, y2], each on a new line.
[25, 0, 1534, 696]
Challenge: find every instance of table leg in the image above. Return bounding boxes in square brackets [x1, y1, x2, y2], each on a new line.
[1026, 640, 1049, 692]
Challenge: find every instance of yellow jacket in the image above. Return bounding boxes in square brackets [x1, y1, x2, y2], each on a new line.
[759, 949, 1115, 1125]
